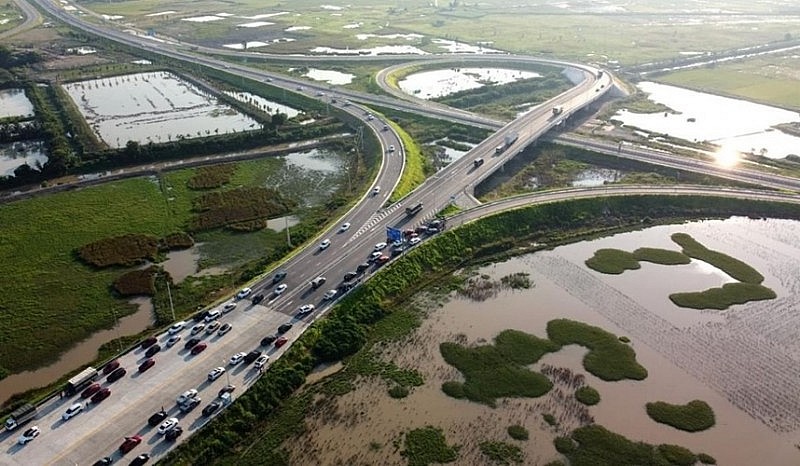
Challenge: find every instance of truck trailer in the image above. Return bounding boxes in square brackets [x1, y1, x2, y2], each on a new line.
[64, 366, 99, 396]
[5, 403, 36, 431]
[495, 132, 518, 154]
[405, 202, 423, 216]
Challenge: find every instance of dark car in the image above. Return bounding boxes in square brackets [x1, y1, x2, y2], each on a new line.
[106, 367, 126, 383]
[343, 271, 358, 281]
[260, 335, 277, 346]
[339, 281, 355, 292]
[92, 457, 113, 466]
[218, 384, 236, 397]
[191, 342, 208, 355]
[138, 358, 156, 373]
[244, 350, 262, 364]
[140, 337, 157, 349]
[192, 310, 207, 322]
[277, 323, 292, 334]
[184, 337, 201, 350]
[102, 359, 120, 375]
[272, 270, 287, 283]
[392, 246, 407, 256]
[252, 294, 265, 305]
[147, 410, 168, 427]
[202, 401, 222, 416]
[119, 435, 142, 454]
[356, 262, 371, 273]
[415, 226, 428, 235]
[165, 426, 183, 441]
[130, 453, 150, 466]
[81, 383, 101, 399]
[274, 336, 288, 348]
[91, 387, 111, 404]
[144, 344, 161, 358]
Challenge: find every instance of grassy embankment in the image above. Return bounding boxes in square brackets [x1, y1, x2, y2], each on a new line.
[645, 400, 716, 432]
[163, 195, 800, 465]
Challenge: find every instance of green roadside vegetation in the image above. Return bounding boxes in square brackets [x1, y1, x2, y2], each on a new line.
[403, 426, 460, 466]
[547, 319, 648, 381]
[386, 118, 427, 202]
[479, 440, 524, 464]
[585, 247, 690, 274]
[646, 400, 716, 432]
[507, 425, 529, 441]
[575, 386, 601, 406]
[163, 195, 800, 465]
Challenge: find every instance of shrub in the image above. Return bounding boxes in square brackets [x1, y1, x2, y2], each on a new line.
[554, 436, 576, 454]
[77, 233, 159, 267]
[657, 444, 697, 466]
[113, 266, 158, 296]
[575, 386, 600, 406]
[161, 232, 194, 249]
[697, 453, 717, 464]
[506, 425, 528, 441]
[187, 164, 236, 189]
[543, 413, 557, 426]
[389, 385, 409, 399]
[645, 400, 716, 432]
[189, 187, 295, 231]
[402, 426, 459, 466]
[441, 381, 465, 399]
[479, 441, 524, 464]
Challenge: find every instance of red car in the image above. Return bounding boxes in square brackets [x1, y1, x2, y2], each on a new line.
[81, 383, 101, 399]
[91, 387, 111, 404]
[274, 336, 288, 348]
[102, 360, 120, 375]
[191, 342, 208, 355]
[376, 255, 390, 265]
[119, 435, 142, 454]
[138, 358, 155, 373]
[140, 337, 157, 349]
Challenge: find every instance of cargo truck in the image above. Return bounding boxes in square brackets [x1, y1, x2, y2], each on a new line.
[64, 366, 99, 396]
[5, 403, 36, 431]
[405, 202, 423, 216]
[552, 106, 564, 116]
[495, 132, 518, 154]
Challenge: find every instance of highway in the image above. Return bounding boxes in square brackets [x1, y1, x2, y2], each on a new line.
[2, 1, 798, 465]
[0, 0, 41, 41]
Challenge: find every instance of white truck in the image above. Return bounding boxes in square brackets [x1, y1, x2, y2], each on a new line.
[5, 403, 37, 431]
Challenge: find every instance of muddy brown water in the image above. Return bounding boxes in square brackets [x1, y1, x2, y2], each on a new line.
[0, 298, 154, 404]
[286, 218, 800, 465]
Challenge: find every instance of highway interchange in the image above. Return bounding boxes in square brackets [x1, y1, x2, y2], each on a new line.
[3, 0, 800, 464]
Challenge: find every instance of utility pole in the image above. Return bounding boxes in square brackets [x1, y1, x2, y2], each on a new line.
[109, 307, 122, 352]
[165, 279, 176, 321]
[285, 216, 292, 247]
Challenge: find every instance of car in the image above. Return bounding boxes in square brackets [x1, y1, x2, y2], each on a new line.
[323, 289, 338, 300]
[147, 410, 168, 427]
[319, 239, 331, 250]
[206, 321, 221, 334]
[106, 367, 127, 383]
[222, 302, 237, 313]
[180, 397, 201, 413]
[372, 186, 381, 195]
[272, 270, 287, 283]
[236, 287, 252, 299]
[205, 309, 221, 322]
[310, 276, 326, 289]
[130, 453, 150, 466]
[388, 144, 395, 152]
[168, 321, 186, 334]
[375, 255, 391, 265]
[218, 322, 232, 336]
[392, 246, 407, 256]
[177, 389, 198, 406]
[366, 113, 374, 121]
[218, 384, 236, 397]
[192, 310, 207, 322]
[343, 271, 358, 281]
[296, 85, 303, 90]
[277, 323, 293, 334]
[260, 335, 277, 346]
[91, 387, 111, 403]
[274, 284, 288, 296]
[62, 403, 83, 421]
[229, 352, 247, 366]
[191, 342, 208, 355]
[415, 225, 428, 235]
[374, 242, 387, 251]
[166, 334, 182, 347]
[254, 354, 270, 369]
[298, 304, 316, 315]
[208, 367, 226, 382]
[356, 262, 371, 273]
[315, 91, 325, 96]
[252, 294, 265, 305]
[119, 435, 142, 454]
[191, 323, 206, 335]
[144, 344, 161, 358]
[244, 350, 262, 364]
[427, 226, 440, 234]
[138, 358, 155, 373]
[382, 124, 389, 131]
[391, 240, 404, 248]
[165, 425, 183, 441]
[339, 281, 356, 292]
[140, 337, 157, 349]
[184, 337, 201, 349]
[409, 237, 422, 246]
[81, 383, 101, 399]
[369, 251, 383, 262]
[17, 426, 40, 445]
[203, 400, 222, 416]
[274, 336, 289, 348]
[339, 222, 351, 232]
[92, 457, 113, 466]
[102, 359, 120, 375]
[265, 77, 273, 82]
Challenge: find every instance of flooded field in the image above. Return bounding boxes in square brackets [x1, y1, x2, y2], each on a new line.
[0, 89, 34, 119]
[288, 217, 800, 465]
[612, 82, 800, 158]
[399, 68, 541, 99]
[570, 168, 622, 187]
[304, 68, 355, 85]
[0, 141, 47, 177]
[223, 91, 302, 118]
[63, 71, 258, 148]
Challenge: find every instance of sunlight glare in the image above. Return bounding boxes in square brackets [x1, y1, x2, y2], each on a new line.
[714, 146, 740, 168]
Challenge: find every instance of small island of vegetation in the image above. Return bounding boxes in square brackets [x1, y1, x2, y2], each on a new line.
[646, 400, 716, 432]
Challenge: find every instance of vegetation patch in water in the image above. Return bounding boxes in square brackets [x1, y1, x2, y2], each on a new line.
[402, 426, 460, 466]
[575, 386, 601, 406]
[479, 440, 524, 464]
[645, 400, 716, 432]
[506, 425, 529, 441]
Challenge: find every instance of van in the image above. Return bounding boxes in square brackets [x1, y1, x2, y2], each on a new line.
[473, 158, 484, 168]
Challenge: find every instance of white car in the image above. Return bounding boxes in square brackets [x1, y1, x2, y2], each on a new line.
[323, 289, 338, 300]
[369, 251, 383, 262]
[409, 237, 422, 246]
[206, 321, 221, 334]
[274, 284, 288, 296]
[190, 323, 206, 335]
[391, 240, 404, 248]
[168, 321, 186, 335]
[339, 223, 351, 232]
[17, 426, 39, 445]
[177, 389, 198, 405]
[254, 355, 270, 369]
[374, 242, 387, 251]
[319, 239, 331, 250]
[166, 334, 182, 347]
[62, 403, 83, 421]
[222, 302, 237, 313]
[157, 417, 179, 435]
[204, 310, 221, 322]
[229, 352, 247, 366]
[218, 323, 232, 336]
[208, 367, 226, 382]
[297, 304, 315, 315]
[388, 144, 395, 152]
[372, 186, 381, 195]
[236, 287, 252, 299]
